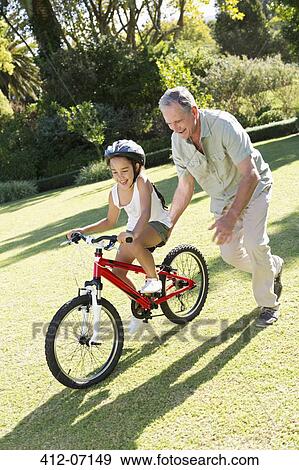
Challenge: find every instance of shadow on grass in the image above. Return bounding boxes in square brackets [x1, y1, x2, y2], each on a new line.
[0, 307, 262, 449]
[256, 134, 299, 173]
[0, 190, 63, 215]
[195, 206, 299, 297]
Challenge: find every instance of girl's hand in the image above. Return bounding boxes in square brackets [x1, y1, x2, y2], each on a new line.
[66, 228, 83, 240]
[117, 232, 134, 244]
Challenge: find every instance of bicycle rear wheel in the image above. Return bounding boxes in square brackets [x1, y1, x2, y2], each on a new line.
[45, 295, 123, 389]
[160, 244, 209, 324]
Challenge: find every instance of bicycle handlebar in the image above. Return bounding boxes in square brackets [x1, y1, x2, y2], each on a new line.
[61, 232, 133, 247]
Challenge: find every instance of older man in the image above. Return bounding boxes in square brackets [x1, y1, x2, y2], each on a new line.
[159, 86, 283, 327]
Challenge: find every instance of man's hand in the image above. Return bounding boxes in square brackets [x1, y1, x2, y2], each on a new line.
[209, 212, 238, 245]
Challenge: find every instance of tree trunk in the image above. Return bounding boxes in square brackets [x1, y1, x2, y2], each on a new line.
[19, 0, 63, 56]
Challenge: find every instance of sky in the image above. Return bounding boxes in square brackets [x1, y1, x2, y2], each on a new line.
[201, 0, 217, 21]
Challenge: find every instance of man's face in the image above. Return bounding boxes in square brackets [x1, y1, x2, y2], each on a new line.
[161, 102, 198, 140]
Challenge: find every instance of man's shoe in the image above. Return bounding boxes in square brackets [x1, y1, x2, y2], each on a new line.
[256, 307, 279, 328]
[274, 260, 283, 300]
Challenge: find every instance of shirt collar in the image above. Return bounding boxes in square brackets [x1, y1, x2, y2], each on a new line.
[199, 109, 211, 139]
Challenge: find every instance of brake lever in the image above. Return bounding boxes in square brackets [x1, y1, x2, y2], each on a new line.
[105, 240, 117, 251]
[60, 239, 71, 247]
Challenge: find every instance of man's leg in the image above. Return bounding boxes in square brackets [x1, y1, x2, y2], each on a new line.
[242, 188, 282, 309]
[219, 217, 252, 274]
[218, 188, 283, 325]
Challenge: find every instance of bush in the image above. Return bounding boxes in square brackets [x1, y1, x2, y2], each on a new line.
[0, 104, 100, 182]
[0, 113, 40, 181]
[75, 160, 111, 185]
[57, 102, 105, 148]
[204, 55, 299, 126]
[256, 109, 286, 126]
[0, 180, 37, 203]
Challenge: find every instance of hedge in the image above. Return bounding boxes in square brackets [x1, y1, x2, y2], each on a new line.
[36, 170, 80, 192]
[246, 117, 298, 143]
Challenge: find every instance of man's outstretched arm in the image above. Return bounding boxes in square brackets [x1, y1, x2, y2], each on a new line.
[170, 172, 195, 227]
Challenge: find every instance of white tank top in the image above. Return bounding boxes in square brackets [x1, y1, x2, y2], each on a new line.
[111, 174, 172, 231]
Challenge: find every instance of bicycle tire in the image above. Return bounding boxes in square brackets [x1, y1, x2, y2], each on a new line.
[45, 295, 124, 389]
[160, 244, 209, 324]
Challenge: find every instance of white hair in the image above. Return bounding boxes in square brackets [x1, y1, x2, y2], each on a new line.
[159, 86, 196, 112]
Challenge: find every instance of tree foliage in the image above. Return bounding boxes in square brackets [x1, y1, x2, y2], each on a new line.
[214, 0, 277, 58]
[272, 0, 299, 62]
[204, 54, 299, 126]
[0, 19, 14, 75]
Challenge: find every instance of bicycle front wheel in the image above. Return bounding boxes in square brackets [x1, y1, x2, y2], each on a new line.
[160, 244, 209, 324]
[45, 295, 123, 389]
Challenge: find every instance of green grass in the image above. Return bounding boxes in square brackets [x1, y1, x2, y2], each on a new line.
[0, 134, 298, 450]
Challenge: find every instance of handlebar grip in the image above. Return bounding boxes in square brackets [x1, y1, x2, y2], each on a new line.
[126, 236, 133, 243]
[71, 232, 83, 244]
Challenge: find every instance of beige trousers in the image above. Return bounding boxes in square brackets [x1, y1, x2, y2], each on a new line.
[217, 187, 281, 309]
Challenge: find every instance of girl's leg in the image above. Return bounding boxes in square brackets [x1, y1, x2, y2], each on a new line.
[113, 244, 136, 290]
[128, 224, 163, 279]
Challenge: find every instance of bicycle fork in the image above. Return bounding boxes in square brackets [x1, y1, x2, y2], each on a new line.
[80, 284, 101, 346]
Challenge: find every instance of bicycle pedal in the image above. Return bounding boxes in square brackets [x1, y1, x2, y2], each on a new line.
[140, 291, 162, 297]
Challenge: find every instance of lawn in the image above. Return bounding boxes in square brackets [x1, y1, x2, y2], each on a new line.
[0, 134, 298, 450]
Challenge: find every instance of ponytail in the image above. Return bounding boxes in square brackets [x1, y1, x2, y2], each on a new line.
[152, 184, 168, 210]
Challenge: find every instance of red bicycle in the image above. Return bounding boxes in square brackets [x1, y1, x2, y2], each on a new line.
[45, 233, 209, 389]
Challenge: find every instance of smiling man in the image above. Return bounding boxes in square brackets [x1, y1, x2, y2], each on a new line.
[159, 86, 283, 327]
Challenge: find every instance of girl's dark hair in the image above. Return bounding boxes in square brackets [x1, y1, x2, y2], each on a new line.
[153, 184, 168, 210]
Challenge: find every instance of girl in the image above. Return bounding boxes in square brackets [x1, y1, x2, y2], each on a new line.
[67, 139, 172, 296]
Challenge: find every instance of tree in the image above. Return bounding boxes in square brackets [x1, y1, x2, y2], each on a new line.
[1, 0, 65, 56]
[0, 37, 41, 102]
[214, 0, 276, 58]
[272, 0, 299, 62]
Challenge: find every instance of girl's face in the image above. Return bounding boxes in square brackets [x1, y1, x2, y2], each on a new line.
[109, 156, 135, 190]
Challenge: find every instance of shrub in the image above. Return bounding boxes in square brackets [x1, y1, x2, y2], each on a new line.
[0, 113, 40, 181]
[75, 160, 111, 185]
[0, 180, 37, 203]
[204, 55, 299, 126]
[256, 109, 286, 126]
[57, 102, 105, 148]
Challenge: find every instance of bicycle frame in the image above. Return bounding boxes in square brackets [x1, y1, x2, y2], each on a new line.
[91, 248, 196, 310]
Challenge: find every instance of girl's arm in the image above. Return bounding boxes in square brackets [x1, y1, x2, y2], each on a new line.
[67, 191, 120, 238]
[132, 176, 152, 240]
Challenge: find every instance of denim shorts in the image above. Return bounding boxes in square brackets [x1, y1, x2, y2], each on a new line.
[149, 221, 171, 244]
